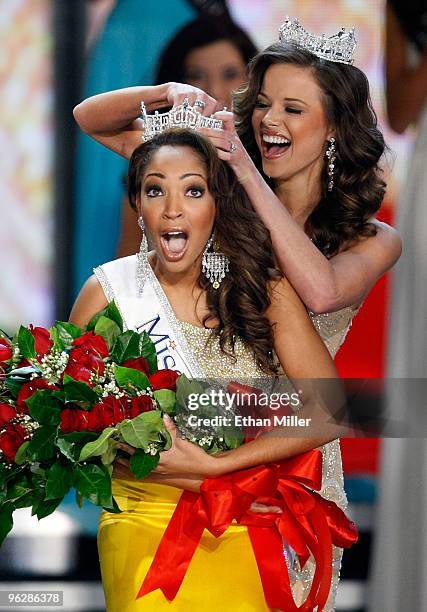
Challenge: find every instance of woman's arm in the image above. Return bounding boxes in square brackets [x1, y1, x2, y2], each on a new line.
[73, 82, 219, 160]
[385, 4, 427, 134]
[207, 277, 347, 475]
[236, 167, 401, 313]
[68, 275, 109, 327]
[203, 114, 401, 313]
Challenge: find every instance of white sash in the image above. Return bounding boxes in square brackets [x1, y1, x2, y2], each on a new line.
[94, 255, 205, 378]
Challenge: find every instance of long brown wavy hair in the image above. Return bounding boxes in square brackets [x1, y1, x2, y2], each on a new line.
[127, 129, 280, 374]
[234, 43, 387, 257]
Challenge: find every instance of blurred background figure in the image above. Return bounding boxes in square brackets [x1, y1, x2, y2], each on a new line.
[369, 2, 427, 611]
[116, 15, 258, 258]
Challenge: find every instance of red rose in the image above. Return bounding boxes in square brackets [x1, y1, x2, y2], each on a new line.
[60, 407, 89, 434]
[86, 397, 126, 432]
[0, 403, 17, 426]
[0, 337, 12, 367]
[72, 332, 109, 357]
[17, 378, 57, 413]
[122, 357, 150, 376]
[29, 325, 53, 358]
[149, 369, 179, 391]
[126, 395, 154, 419]
[64, 341, 107, 385]
[0, 423, 27, 462]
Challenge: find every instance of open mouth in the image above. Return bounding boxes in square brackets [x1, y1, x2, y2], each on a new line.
[160, 230, 189, 261]
[261, 134, 291, 160]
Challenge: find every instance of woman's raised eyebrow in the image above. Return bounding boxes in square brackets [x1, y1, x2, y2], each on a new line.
[179, 173, 206, 180]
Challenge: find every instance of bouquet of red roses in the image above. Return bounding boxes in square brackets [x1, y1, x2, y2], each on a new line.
[0, 302, 232, 546]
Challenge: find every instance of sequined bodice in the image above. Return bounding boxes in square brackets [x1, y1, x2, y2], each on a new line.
[177, 320, 263, 379]
[310, 305, 360, 358]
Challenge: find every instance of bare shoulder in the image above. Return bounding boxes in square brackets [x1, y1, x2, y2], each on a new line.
[68, 275, 109, 327]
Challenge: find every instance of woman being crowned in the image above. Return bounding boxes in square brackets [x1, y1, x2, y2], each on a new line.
[70, 121, 356, 610]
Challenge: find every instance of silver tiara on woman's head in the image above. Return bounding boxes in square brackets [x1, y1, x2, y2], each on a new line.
[278, 17, 357, 65]
[140, 98, 223, 142]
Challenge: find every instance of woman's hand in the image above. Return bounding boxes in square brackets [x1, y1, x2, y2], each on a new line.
[116, 415, 220, 478]
[199, 110, 259, 184]
[166, 82, 219, 116]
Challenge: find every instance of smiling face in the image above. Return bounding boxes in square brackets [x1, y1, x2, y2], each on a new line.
[137, 145, 215, 279]
[184, 40, 247, 109]
[251, 63, 334, 190]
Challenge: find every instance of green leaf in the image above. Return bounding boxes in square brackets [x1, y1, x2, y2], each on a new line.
[111, 330, 141, 364]
[57, 432, 98, 462]
[114, 366, 150, 391]
[75, 490, 84, 508]
[17, 326, 36, 359]
[79, 427, 116, 462]
[26, 426, 57, 461]
[103, 496, 121, 514]
[33, 496, 63, 520]
[0, 504, 14, 546]
[87, 301, 123, 333]
[14, 441, 30, 465]
[45, 462, 74, 500]
[118, 410, 164, 449]
[130, 448, 160, 479]
[8, 365, 40, 378]
[63, 374, 99, 406]
[94, 316, 121, 350]
[153, 389, 176, 414]
[74, 464, 112, 507]
[6, 474, 38, 508]
[27, 390, 62, 426]
[138, 331, 158, 374]
[49, 325, 64, 351]
[100, 438, 118, 466]
[175, 374, 205, 411]
[4, 376, 27, 398]
[56, 321, 82, 339]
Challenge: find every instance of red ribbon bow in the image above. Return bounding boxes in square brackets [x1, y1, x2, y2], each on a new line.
[137, 449, 358, 611]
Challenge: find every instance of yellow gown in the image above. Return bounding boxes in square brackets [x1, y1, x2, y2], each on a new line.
[97, 297, 358, 611]
[98, 322, 275, 611]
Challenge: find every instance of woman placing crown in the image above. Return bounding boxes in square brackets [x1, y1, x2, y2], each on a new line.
[74, 17, 401, 323]
[70, 127, 356, 611]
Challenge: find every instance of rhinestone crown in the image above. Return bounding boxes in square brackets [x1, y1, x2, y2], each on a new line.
[140, 99, 223, 142]
[278, 17, 357, 65]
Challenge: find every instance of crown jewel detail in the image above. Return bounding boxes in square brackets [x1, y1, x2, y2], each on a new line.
[278, 17, 356, 65]
[140, 99, 223, 142]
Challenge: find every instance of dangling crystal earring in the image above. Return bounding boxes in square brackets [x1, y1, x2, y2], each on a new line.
[326, 138, 337, 192]
[138, 216, 148, 257]
[202, 236, 230, 289]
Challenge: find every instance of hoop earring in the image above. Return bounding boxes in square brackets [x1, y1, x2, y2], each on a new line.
[202, 236, 230, 289]
[138, 216, 148, 257]
[326, 138, 336, 192]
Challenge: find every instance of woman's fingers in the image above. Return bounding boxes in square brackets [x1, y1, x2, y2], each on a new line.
[167, 84, 218, 117]
[212, 110, 236, 131]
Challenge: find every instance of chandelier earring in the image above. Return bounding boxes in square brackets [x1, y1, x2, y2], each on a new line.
[326, 138, 337, 192]
[202, 236, 230, 289]
[138, 216, 148, 258]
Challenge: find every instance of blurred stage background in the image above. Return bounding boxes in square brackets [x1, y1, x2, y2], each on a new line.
[0, 1, 415, 610]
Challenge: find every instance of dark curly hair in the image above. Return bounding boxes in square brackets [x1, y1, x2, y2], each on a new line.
[127, 129, 279, 374]
[234, 43, 387, 257]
